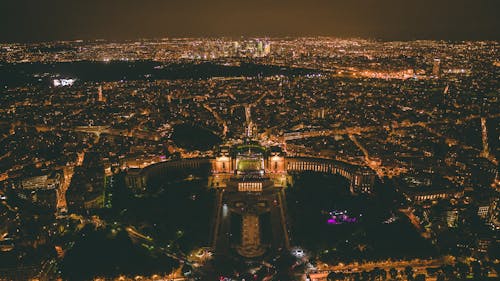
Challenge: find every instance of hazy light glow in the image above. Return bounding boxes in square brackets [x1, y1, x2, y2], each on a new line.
[53, 78, 76, 87]
[327, 210, 358, 225]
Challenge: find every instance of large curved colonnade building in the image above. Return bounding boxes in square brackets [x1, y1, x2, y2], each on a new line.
[125, 142, 376, 259]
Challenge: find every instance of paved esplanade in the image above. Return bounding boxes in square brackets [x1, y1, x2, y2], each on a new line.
[211, 142, 288, 259]
[238, 214, 266, 258]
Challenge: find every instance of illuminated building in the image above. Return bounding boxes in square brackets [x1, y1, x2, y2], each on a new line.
[124, 168, 147, 193]
[13, 172, 62, 209]
[404, 187, 464, 203]
[257, 41, 263, 56]
[446, 209, 459, 228]
[432, 58, 441, 78]
[286, 158, 375, 194]
[213, 146, 232, 173]
[52, 78, 75, 87]
[264, 42, 271, 56]
[18, 174, 60, 190]
[97, 85, 106, 102]
[476, 238, 492, 254]
[268, 147, 285, 174]
[478, 204, 490, 219]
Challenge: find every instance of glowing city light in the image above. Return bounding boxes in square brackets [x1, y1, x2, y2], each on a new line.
[53, 78, 76, 87]
[327, 210, 358, 225]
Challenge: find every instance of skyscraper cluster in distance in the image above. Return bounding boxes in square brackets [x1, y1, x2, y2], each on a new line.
[182, 39, 272, 59]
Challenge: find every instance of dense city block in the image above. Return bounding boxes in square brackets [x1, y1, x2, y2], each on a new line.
[0, 38, 499, 280]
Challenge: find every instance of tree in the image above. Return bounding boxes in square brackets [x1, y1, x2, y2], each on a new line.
[361, 270, 370, 281]
[455, 261, 469, 279]
[415, 274, 426, 281]
[380, 268, 387, 280]
[327, 272, 338, 281]
[441, 265, 454, 280]
[425, 267, 438, 276]
[471, 261, 484, 279]
[404, 266, 414, 281]
[389, 268, 398, 280]
[371, 268, 386, 281]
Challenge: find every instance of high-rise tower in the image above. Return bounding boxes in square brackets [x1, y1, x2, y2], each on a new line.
[97, 86, 106, 103]
[433, 59, 441, 78]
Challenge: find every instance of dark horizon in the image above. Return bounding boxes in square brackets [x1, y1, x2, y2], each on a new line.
[1, 0, 499, 43]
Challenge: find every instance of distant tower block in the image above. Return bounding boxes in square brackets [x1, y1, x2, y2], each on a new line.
[264, 42, 271, 56]
[433, 59, 441, 78]
[257, 41, 264, 56]
[98, 86, 106, 102]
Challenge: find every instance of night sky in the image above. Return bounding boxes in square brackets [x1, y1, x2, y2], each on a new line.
[1, 0, 499, 42]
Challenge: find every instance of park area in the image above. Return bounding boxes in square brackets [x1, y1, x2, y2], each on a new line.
[286, 172, 437, 264]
